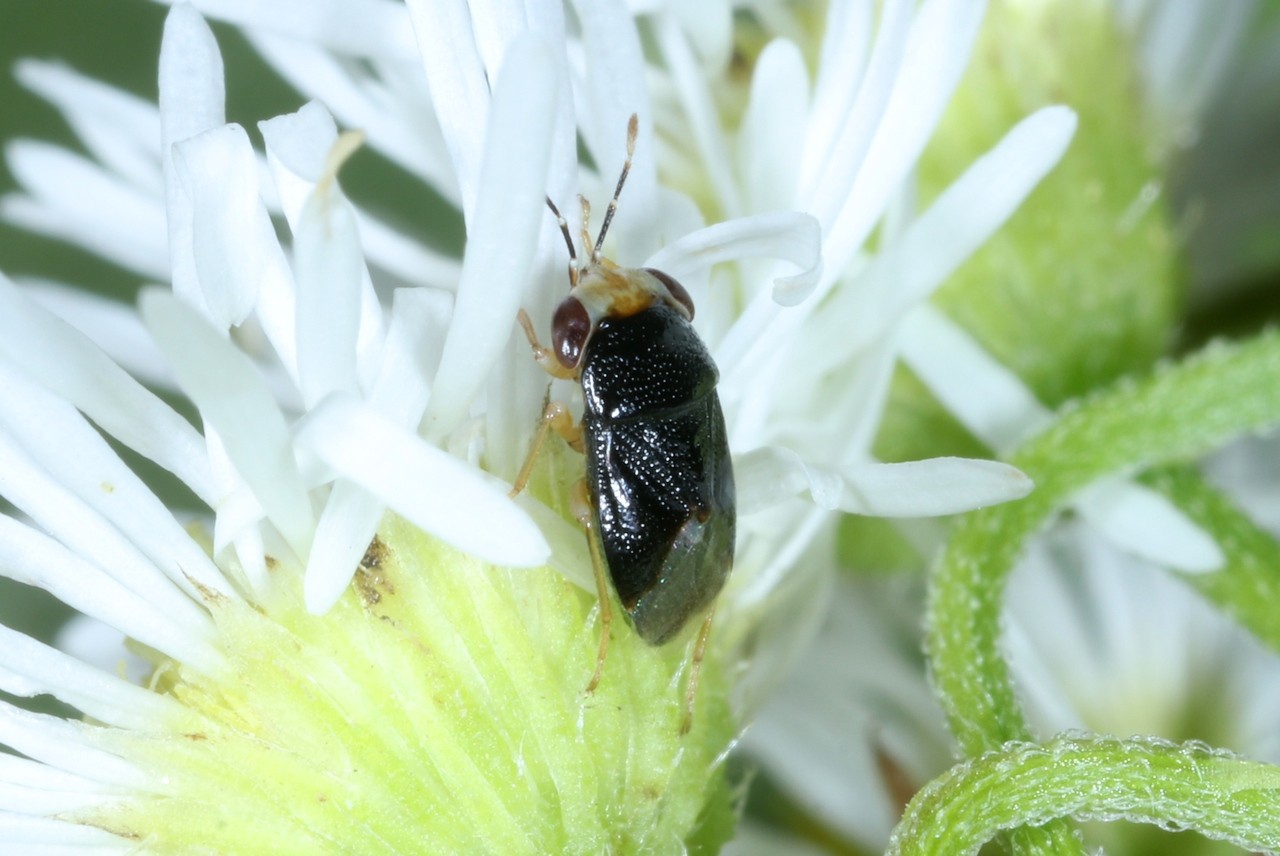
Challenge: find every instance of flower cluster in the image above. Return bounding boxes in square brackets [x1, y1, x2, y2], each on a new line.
[1, 1, 1279, 854]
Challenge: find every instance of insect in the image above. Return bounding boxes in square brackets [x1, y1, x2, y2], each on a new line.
[510, 115, 735, 731]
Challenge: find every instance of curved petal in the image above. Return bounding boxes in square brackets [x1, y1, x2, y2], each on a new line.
[643, 211, 823, 306]
[736, 445, 1032, 517]
[295, 395, 549, 568]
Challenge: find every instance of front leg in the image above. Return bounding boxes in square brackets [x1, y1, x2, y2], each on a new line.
[509, 400, 583, 498]
[517, 309, 578, 380]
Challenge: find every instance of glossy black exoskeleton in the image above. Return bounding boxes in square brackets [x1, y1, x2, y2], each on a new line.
[510, 115, 734, 726]
[580, 302, 734, 644]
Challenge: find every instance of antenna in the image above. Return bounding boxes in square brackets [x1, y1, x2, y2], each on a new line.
[544, 196, 578, 288]
[592, 113, 638, 264]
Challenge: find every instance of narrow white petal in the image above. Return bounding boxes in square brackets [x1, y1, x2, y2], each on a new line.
[158, 4, 226, 152]
[249, 34, 455, 195]
[739, 39, 809, 213]
[643, 211, 822, 307]
[819, 0, 986, 279]
[259, 101, 339, 224]
[3, 142, 168, 279]
[140, 289, 315, 560]
[369, 287, 450, 427]
[406, 0, 492, 218]
[0, 813, 134, 850]
[734, 446, 844, 517]
[20, 278, 176, 390]
[160, 3, 227, 316]
[847, 107, 1076, 348]
[1072, 477, 1225, 574]
[57, 615, 152, 686]
[294, 138, 366, 409]
[424, 35, 560, 438]
[800, 0, 912, 208]
[735, 446, 1032, 517]
[0, 704, 144, 788]
[567, 0, 659, 259]
[304, 482, 384, 614]
[171, 124, 270, 327]
[655, 15, 742, 218]
[259, 103, 382, 391]
[0, 275, 216, 503]
[901, 305, 1053, 453]
[516, 496, 593, 591]
[802, 0, 874, 194]
[303, 287, 456, 612]
[0, 754, 125, 818]
[0, 624, 180, 730]
[0, 419, 223, 627]
[669, 0, 732, 71]
[0, 516, 224, 675]
[838, 457, 1033, 516]
[355, 208, 463, 291]
[153, 0, 418, 57]
[295, 395, 550, 568]
[0, 358, 231, 607]
[15, 59, 162, 194]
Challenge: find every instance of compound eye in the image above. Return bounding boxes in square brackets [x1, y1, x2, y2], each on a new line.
[551, 296, 592, 368]
[644, 268, 695, 320]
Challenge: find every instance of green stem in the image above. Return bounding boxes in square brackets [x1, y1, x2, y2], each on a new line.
[928, 330, 1280, 754]
[889, 735, 1280, 856]
[924, 331, 1280, 854]
[1145, 466, 1280, 653]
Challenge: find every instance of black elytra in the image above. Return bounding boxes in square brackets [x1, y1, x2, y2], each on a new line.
[580, 302, 735, 644]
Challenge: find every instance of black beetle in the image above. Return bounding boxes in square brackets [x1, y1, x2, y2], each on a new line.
[511, 115, 735, 728]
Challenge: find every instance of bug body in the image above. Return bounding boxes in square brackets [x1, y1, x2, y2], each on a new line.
[580, 300, 735, 644]
[511, 116, 734, 723]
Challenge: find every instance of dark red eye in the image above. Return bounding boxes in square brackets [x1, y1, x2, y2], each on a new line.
[644, 268, 695, 320]
[551, 296, 592, 368]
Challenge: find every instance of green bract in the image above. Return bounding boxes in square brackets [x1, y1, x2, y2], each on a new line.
[82, 517, 735, 855]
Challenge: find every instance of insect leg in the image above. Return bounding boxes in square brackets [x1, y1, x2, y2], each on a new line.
[509, 400, 582, 498]
[516, 309, 578, 380]
[572, 478, 613, 694]
[680, 605, 717, 735]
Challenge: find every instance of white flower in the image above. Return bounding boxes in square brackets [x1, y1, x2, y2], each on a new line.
[0, 0, 1071, 850]
[738, 1, 1277, 851]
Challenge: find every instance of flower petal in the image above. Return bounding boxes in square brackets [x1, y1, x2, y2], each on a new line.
[643, 211, 822, 307]
[0, 515, 223, 675]
[567, 0, 658, 260]
[156, 0, 418, 58]
[249, 33, 453, 193]
[293, 133, 367, 408]
[140, 288, 315, 561]
[901, 305, 1054, 453]
[0, 753, 126, 817]
[423, 34, 561, 438]
[15, 58, 162, 194]
[0, 275, 216, 503]
[735, 446, 1033, 517]
[406, 0, 492, 218]
[817, 106, 1077, 368]
[817, 0, 985, 279]
[0, 624, 180, 731]
[160, 3, 228, 317]
[0, 703, 144, 788]
[1072, 476, 1225, 574]
[171, 124, 272, 327]
[295, 395, 550, 568]
[738, 38, 810, 213]
[2, 142, 168, 279]
[0, 400, 229, 622]
[654, 15, 742, 218]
